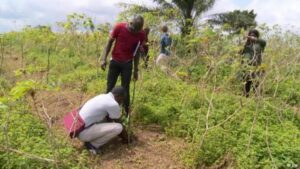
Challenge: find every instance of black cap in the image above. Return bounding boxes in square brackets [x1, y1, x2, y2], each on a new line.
[111, 86, 125, 97]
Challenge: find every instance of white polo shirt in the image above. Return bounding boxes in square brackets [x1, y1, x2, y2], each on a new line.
[79, 92, 121, 127]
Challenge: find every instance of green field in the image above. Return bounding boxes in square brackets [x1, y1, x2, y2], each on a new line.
[0, 12, 299, 169]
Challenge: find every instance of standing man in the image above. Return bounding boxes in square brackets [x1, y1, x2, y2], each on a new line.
[101, 15, 145, 115]
[141, 27, 150, 68]
[240, 29, 267, 97]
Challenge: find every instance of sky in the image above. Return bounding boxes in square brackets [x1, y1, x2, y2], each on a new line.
[0, 0, 299, 33]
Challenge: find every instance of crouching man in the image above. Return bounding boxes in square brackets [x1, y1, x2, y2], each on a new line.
[77, 86, 129, 154]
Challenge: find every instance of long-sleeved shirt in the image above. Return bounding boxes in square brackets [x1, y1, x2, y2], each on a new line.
[242, 39, 267, 66]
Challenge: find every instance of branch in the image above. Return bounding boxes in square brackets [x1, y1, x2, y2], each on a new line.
[0, 145, 57, 163]
[265, 118, 277, 168]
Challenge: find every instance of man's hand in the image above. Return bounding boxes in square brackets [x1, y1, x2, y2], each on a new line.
[101, 59, 107, 71]
[119, 126, 129, 143]
[101, 38, 115, 71]
[133, 70, 138, 81]
[246, 35, 257, 41]
[119, 127, 137, 144]
[125, 109, 130, 117]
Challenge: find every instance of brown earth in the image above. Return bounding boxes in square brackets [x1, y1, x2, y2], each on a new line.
[3, 54, 188, 169]
[31, 90, 186, 169]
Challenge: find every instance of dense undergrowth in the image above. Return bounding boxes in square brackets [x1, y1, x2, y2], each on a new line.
[0, 16, 299, 169]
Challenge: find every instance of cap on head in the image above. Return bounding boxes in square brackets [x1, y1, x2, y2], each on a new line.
[111, 86, 125, 97]
[248, 29, 259, 38]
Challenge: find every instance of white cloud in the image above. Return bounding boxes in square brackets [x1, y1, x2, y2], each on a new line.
[0, 0, 299, 33]
[0, 0, 152, 32]
[246, 0, 300, 27]
[204, 0, 300, 32]
[206, 0, 240, 15]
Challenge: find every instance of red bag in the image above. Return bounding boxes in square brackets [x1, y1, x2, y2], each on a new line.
[63, 108, 85, 138]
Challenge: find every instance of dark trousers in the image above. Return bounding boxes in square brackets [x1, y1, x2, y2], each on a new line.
[142, 48, 150, 68]
[244, 71, 262, 97]
[106, 60, 132, 114]
[244, 80, 260, 97]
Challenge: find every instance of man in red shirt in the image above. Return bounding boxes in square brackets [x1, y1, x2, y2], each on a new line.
[101, 15, 145, 115]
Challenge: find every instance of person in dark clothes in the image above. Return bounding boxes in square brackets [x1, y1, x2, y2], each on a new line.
[141, 27, 150, 68]
[101, 15, 145, 115]
[241, 29, 267, 97]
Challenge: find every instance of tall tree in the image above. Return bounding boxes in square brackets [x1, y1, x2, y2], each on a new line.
[154, 0, 216, 36]
[117, 3, 178, 35]
[208, 10, 257, 34]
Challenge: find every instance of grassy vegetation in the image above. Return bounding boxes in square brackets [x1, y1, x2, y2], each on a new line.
[0, 15, 299, 169]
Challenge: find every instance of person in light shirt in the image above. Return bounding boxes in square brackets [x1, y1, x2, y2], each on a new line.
[78, 86, 129, 154]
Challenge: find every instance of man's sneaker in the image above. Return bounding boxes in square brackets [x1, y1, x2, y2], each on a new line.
[84, 142, 101, 155]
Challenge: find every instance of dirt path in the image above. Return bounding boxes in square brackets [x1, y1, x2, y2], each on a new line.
[3, 54, 187, 169]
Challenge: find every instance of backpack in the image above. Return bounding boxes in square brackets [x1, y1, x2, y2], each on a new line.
[63, 108, 85, 138]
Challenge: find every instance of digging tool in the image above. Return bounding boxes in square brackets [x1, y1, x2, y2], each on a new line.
[127, 41, 140, 144]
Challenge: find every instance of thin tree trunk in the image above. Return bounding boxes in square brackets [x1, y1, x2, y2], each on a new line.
[0, 37, 4, 74]
[21, 43, 25, 69]
[46, 48, 51, 84]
